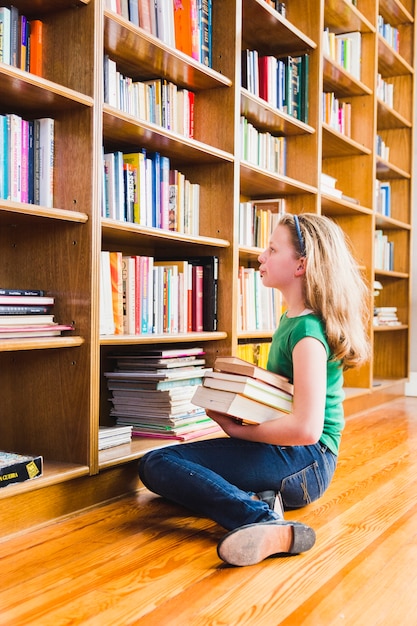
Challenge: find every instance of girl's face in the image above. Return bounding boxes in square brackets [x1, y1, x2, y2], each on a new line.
[258, 224, 301, 290]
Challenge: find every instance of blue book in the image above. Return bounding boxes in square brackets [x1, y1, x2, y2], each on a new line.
[0, 114, 8, 200]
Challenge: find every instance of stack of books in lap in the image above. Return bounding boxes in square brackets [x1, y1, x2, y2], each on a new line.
[104, 347, 221, 441]
[192, 356, 294, 424]
[0, 288, 73, 338]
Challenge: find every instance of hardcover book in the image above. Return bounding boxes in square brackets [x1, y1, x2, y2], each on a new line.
[213, 356, 294, 395]
[192, 385, 290, 425]
[0, 451, 43, 488]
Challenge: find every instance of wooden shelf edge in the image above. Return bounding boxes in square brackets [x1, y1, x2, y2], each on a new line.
[0, 336, 85, 353]
[0, 202, 89, 223]
[0, 462, 89, 501]
[100, 331, 228, 346]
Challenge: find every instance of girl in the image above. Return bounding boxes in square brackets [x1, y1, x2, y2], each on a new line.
[138, 213, 370, 567]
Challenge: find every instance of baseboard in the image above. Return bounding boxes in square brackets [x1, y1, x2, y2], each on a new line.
[405, 372, 417, 397]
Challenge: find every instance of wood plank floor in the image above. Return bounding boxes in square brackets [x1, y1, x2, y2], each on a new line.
[1, 396, 417, 625]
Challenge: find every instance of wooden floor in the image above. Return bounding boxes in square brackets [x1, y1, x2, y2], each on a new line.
[1, 396, 417, 625]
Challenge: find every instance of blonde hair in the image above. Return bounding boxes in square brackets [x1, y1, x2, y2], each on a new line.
[278, 213, 371, 369]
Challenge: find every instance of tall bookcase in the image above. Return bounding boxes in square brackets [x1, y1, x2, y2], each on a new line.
[0, 0, 414, 537]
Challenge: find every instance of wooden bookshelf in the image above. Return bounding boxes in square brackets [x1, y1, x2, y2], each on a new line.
[0, 0, 413, 538]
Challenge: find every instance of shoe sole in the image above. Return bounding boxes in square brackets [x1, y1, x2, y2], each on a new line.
[217, 521, 316, 567]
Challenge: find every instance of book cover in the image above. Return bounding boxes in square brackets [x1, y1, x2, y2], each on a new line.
[0, 295, 54, 306]
[191, 264, 203, 332]
[10, 5, 19, 67]
[109, 251, 124, 334]
[192, 385, 289, 424]
[0, 7, 11, 65]
[0, 324, 73, 338]
[20, 118, 29, 203]
[0, 451, 43, 488]
[138, 0, 152, 34]
[128, 0, 139, 26]
[100, 250, 115, 335]
[0, 114, 8, 200]
[122, 255, 136, 334]
[8, 113, 22, 202]
[0, 314, 54, 325]
[199, 0, 211, 67]
[37, 117, 54, 208]
[123, 153, 141, 223]
[20, 15, 28, 71]
[174, 0, 193, 56]
[0, 304, 53, 315]
[214, 356, 294, 395]
[203, 371, 293, 412]
[29, 19, 43, 76]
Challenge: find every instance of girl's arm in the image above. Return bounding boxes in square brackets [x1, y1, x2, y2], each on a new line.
[207, 336, 327, 446]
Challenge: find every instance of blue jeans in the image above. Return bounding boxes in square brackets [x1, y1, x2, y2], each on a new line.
[138, 437, 337, 531]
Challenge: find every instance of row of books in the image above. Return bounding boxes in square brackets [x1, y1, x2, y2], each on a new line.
[242, 50, 309, 123]
[377, 74, 394, 109]
[105, 0, 212, 67]
[322, 29, 361, 82]
[238, 266, 282, 333]
[374, 229, 394, 271]
[376, 134, 390, 162]
[240, 116, 287, 175]
[239, 198, 285, 249]
[0, 288, 73, 339]
[105, 347, 221, 441]
[104, 59, 195, 139]
[0, 7, 42, 75]
[102, 149, 200, 234]
[100, 252, 218, 336]
[0, 115, 54, 206]
[377, 15, 400, 53]
[192, 356, 294, 425]
[236, 341, 271, 370]
[322, 92, 352, 137]
[375, 180, 391, 217]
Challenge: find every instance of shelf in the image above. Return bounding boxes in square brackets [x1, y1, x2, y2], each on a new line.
[324, 0, 375, 33]
[8, 0, 90, 18]
[375, 214, 411, 230]
[379, 0, 414, 26]
[0, 336, 85, 353]
[378, 36, 414, 77]
[0, 202, 89, 225]
[321, 196, 372, 216]
[374, 268, 409, 279]
[240, 162, 317, 197]
[0, 461, 90, 501]
[0, 65, 93, 116]
[100, 332, 227, 346]
[242, 0, 317, 54]
[376, 156, 410, 179]
[322, 124, 372, 157]
[101, 219, 230, 250]
[241, 90, 315, 136]
[323, 57, 373, 96]
[373, 324, 408, 332]
[103, 107, 235, 165]
[377, 99, 412, 130]
[104, 11, 232, 91]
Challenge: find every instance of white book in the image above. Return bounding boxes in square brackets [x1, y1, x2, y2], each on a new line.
[38, 117, 54, 208]
[0, 7, 11, 65]
[122, 255, 136, 334]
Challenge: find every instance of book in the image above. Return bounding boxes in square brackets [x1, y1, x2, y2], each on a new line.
[0, 288, 45, 296]
[109, 251, 124, 334]
[0, 7, 11, 65]
[174, 0, 193, 56]
[0, 295, 54, 306]
[0, 451, 43, 488]
[203, 371, 293, 412]
[29, 20, 43, 76]
[98, 425, 132, 450]
[0, 304, 53, 315]
[192, 385, 290, 424]
[187, 256, 218, 331]
[130, 423, 221, 441]
[213, 356, 294, 395]
[0, 324, 73, 338]
[37, 117, 54, 208]
[0, 314, 54, 325]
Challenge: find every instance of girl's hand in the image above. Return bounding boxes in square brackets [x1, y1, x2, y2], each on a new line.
[206, 410, 249, 437]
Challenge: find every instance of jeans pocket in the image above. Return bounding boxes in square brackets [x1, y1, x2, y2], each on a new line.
[281, 461, 324, 510]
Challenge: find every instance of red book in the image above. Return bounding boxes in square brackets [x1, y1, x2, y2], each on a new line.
[258, 56, 269, 102]
[191, 264, 203, 332]
[188, 91, 195, 138]
[29, 20, 43, 76]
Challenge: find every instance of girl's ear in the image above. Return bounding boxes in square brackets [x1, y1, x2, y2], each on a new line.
[295, 258, 306, 276]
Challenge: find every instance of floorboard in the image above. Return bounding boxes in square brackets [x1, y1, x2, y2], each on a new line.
[1, 396, 417, 625]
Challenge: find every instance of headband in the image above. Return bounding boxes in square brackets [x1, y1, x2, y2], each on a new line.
[293, 214, 306, 256]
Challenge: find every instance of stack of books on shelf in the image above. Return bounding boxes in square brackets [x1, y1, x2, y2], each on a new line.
[98, 425, 133, 450]
[0, 288, 73, 339]
[0, 7, 43, 76]
[104, 347, 221, 441]
[373, 306, 401, 327]
[192, 356, 293, 424]
[322, 29, 361, 81]
[0, 450, 43, 488]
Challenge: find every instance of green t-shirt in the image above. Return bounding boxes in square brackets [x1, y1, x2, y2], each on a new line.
[267, 313, 345, 455]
